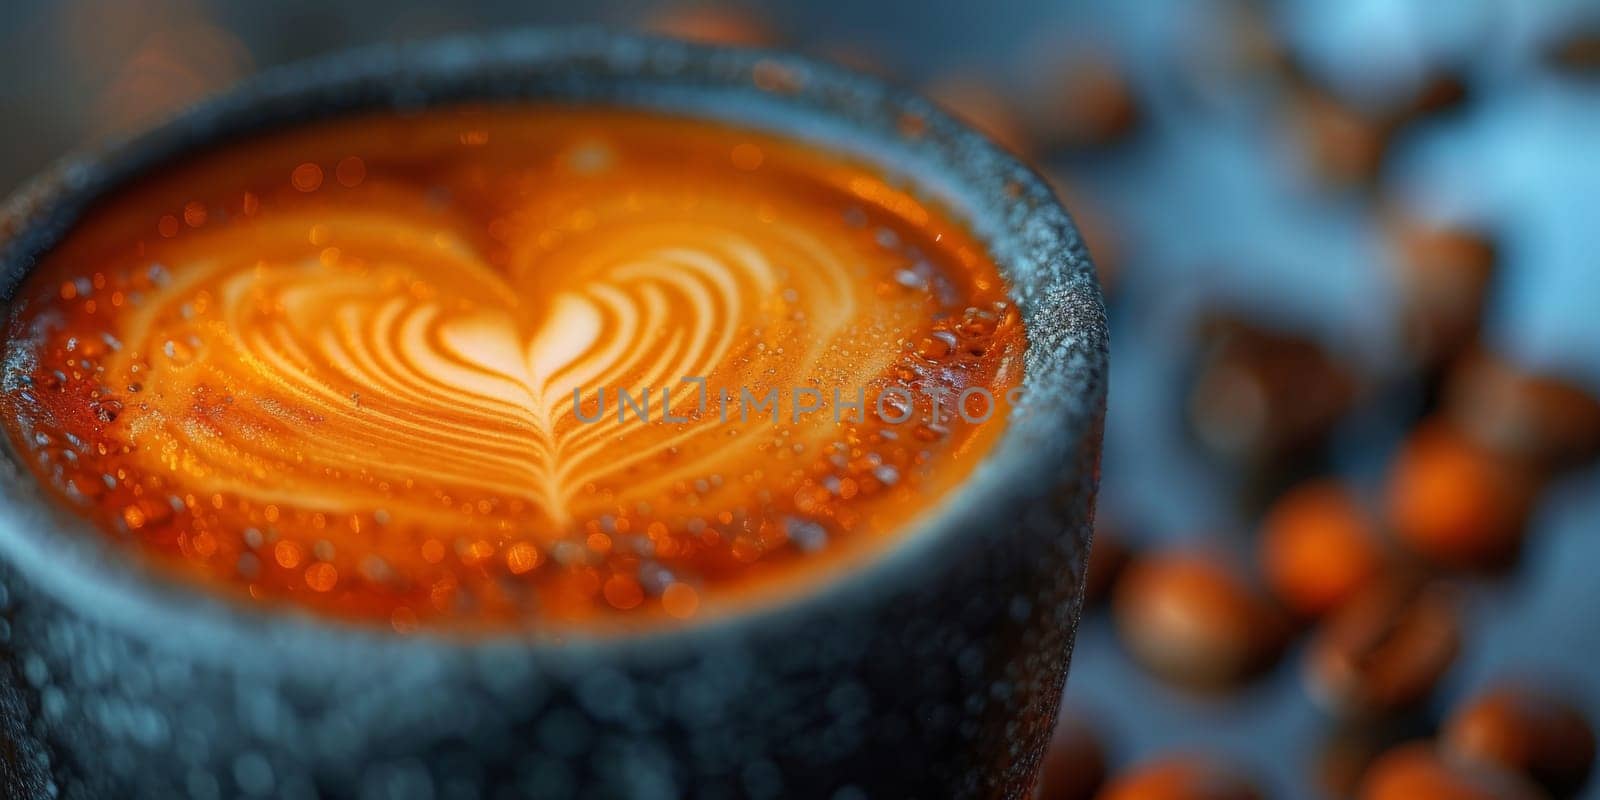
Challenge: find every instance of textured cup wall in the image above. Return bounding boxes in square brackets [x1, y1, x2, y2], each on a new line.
[0, 30, 1107, 800]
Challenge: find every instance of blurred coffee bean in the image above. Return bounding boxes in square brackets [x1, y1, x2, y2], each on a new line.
[88, 17, 253, 139]
[1218, 0, 1296, 83]
[1385, 420, 1537, 571]
[1029, 52, 1142, 151]
[1258, 480, 1385, 618]
[1286, 86, 1393, 188]
[1319, 731, 1382, 800]
[1113, 550, 1286, 688]
[1036, 712, 1109, 800]
[1317, 722, 1434, 800]
[1445, 355, 1600, 475]
[1096, 756, 1262, 800]
[1172, 0, 1294, 110]
[1186, 315, 1360, 468]
[1359, 742, 1548, 800]
[1384, 214, 1498, 373]
[1544, 31, 1600, 76]
[925, 75, 1036, 157]
[1280, 58, 1469, 190]
[641, 6, 780, 48]
[1084, 522, 1131, 607]
[1400, 73, 1472, 121]
[1442, 683, 1596, 798]
[1304, 579, 1461, 718]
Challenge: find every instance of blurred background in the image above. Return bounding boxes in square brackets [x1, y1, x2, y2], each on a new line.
[3, 0, 1599, 797]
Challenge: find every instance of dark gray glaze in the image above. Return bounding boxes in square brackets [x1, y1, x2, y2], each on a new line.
[0, 29, 1107, 800]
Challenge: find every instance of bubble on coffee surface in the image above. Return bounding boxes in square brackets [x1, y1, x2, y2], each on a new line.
[1, 107, 1023, 633]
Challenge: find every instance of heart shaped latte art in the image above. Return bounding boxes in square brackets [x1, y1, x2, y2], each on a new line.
[108, 200, 905, 535]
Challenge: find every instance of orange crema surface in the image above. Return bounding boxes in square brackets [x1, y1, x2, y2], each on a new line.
[0, 106, 1024, 634]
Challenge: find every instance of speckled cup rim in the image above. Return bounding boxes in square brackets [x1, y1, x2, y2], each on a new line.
[0, 28, 1107, 669]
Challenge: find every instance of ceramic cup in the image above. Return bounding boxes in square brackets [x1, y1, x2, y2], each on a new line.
[0, 29, 1107, 800]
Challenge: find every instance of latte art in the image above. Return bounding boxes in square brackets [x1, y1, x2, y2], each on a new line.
[2, 107, 1023, 632]
[117, 208, 866, 528]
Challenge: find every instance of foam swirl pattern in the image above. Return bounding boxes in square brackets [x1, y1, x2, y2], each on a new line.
[117, 208, 869, 527]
